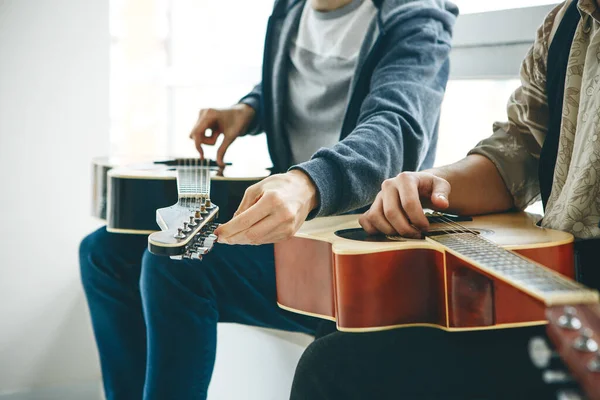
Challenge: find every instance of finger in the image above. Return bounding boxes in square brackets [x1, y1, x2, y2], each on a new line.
[359, 194, 384, 235]
[364, 195, 396, 235]
[190, 109, 219, 156]
[195, 141, 204, 159]
[190, 110, 216, 140]
[214, 196, 270, 239]
[216, 133, 235, 167]
[233, 183, 262, 216]
[221, 214, 285, 245]
[396, 176, 429, 231]
[200, 127, 222, 146]
[359, 210, 378, 235]
[189, 109, 206, 139]
[429, 177, 451, 210]
[381, 183, 421, 237]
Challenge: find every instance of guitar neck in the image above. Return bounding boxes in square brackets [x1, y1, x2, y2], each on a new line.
[429, 232, 599, 306]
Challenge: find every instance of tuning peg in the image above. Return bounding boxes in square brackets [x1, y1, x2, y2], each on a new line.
[205, 198, 212, 208]
[193, 247, 209, 255]
[558, 306, 582, 330]
[542, 369, 572, 384]
[194, 211, 203, 221]
[573, 328, 599, 353]
[529, 337, 560, 369]
[174, 228, 186, 239]
[182, 222, 192, 233]
[203, 235, 217, 248]
[556, 389, 584, 400]
[588, 351, 600, 372]
[188, 216, 197, 227]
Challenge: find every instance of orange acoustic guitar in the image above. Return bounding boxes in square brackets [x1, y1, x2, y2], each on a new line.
[274, 212, 599, 333]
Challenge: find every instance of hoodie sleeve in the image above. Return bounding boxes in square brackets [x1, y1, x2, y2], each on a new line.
[291, 3, 457, 218]
[239, 83, 264, 136]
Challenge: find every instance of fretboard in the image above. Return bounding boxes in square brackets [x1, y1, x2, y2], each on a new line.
[430, 232, 598, 305]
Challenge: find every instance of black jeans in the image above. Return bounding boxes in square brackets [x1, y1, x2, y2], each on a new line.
[290, 241, 600, 400]
[291, 324, 557, 399]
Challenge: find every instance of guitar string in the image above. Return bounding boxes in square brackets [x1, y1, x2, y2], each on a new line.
[428, 213, 495, 261]
[200, 156, 204, 208]
[430, 213, 579, 291]
[420, 213, 479, 265]
[190, 156, 193, 209]
[185, 156, 188, 209]
[398, 212, 509, 281]
[205, 157, 208, 199]
[177, 158, 182, 207]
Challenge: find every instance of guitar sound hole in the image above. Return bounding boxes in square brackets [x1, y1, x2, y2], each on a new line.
[334, 228, 407, 242]
[334, 228, 493, 242]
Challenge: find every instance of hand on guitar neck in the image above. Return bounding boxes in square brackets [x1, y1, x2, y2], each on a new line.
[215, 170, 318, 245]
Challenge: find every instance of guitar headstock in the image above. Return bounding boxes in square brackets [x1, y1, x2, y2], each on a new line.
[545, 304, 600, 400]
[148, 197, 220, 260]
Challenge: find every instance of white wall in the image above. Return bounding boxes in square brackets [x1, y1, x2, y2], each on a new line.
[0, 1, 311, 399]
[0, 0, 109, 395]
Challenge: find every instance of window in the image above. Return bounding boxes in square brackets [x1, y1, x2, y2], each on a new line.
[165, 0, 272, 168]
[109, 0, 271, 166]
[454, 0, 559, 14]
[110, 1, 553, 214]
[436, 79, 521, 167]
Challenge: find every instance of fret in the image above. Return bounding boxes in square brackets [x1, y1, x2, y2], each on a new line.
[431, 232, 594, 303]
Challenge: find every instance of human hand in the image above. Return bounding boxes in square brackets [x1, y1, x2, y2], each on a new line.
[359, 172, 451, 238]
[214, 170, 318, 245]
[189, 104, 255, 166]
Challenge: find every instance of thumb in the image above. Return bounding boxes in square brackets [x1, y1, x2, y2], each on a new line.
[429, 176, 451, 210]
[216, 133, 236, 166]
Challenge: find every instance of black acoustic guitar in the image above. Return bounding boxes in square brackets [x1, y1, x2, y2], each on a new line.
[91, 157, 270, 235]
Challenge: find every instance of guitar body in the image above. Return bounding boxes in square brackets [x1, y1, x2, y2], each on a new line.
[92, 157, 270, 234]
[274, 212, 580, 332]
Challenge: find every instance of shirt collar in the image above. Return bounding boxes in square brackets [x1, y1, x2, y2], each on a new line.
[579, 0, 600, 21]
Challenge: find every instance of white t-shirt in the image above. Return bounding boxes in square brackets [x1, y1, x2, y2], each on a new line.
[284, 0, 377, 165]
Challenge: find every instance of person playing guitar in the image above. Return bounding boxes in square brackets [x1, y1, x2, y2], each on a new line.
[79, 0, 458, 399]
[289, 1, 600, 399]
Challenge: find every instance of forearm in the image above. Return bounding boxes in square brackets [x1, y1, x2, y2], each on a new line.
[427, 154, 514, 216]
[238, 83, 263, 135]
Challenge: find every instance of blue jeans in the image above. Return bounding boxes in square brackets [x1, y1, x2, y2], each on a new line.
[79, 227, 319, 400]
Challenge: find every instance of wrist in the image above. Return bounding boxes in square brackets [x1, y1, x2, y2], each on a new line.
[235, 103, 256, 120]
[288, 170, 318, 213]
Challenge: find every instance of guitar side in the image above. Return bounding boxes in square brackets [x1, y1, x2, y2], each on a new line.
[274, 212, 577, 332]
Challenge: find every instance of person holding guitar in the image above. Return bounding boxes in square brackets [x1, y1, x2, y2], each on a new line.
[79, 0, 458, 399]
[289, 1, 600, 399]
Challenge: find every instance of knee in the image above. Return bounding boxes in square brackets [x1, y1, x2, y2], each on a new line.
[79, 226, 111, 256]
[291, 338, 333, 399]
[140, 249, 211, 296]
[79, 227, 144, 288]
[140, 241, 229, 287]
[79, 227, 111, 285]
[140, 250, 220, 318]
